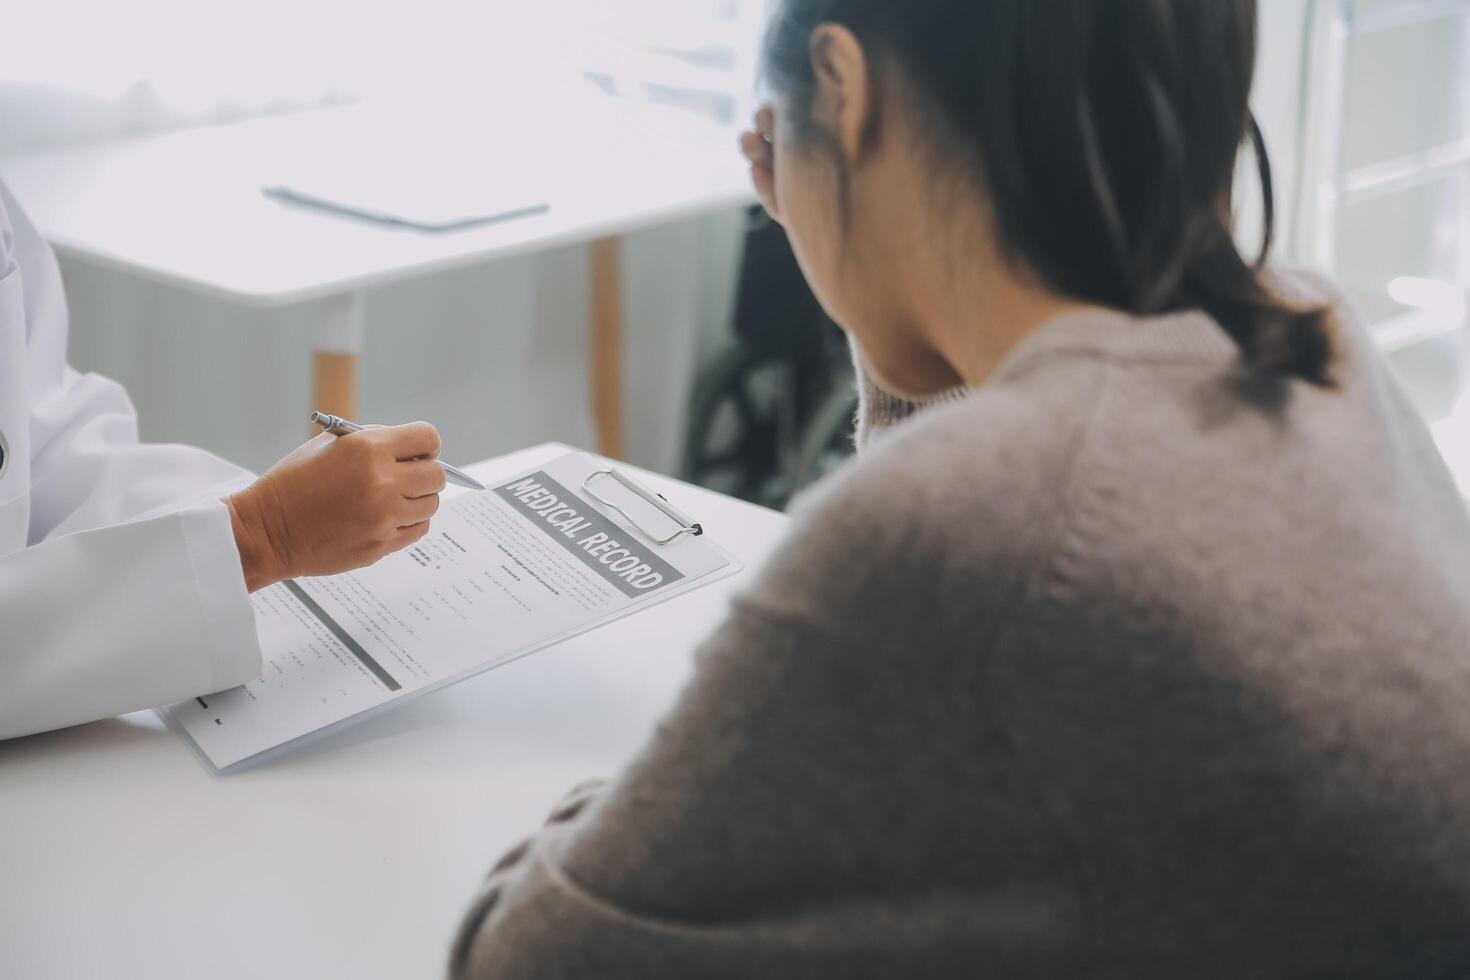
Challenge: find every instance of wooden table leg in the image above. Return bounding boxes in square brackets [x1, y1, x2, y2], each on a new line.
[311, 351, 360, 421]
[590, 236, 625, 460]
[309, 292, 366, 433]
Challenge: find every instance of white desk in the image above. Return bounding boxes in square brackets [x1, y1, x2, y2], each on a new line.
[0, 443, 789, 980]
[0, 97, 756, 456]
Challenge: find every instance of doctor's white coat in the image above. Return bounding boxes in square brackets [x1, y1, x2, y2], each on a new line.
[0, 179, 262, 739]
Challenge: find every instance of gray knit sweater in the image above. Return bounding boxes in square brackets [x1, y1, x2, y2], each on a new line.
[452, 277, 1470, 978]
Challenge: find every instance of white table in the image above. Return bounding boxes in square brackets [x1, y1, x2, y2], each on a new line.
[0, 97, 756, 457]
[0, 443, 789, 980]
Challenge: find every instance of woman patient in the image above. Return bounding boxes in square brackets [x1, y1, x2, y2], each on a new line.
[452, 1, 1470, 975]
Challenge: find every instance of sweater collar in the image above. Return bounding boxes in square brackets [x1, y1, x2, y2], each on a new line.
[862, 306, 1242, 407]
[988, 306, 1240, 386]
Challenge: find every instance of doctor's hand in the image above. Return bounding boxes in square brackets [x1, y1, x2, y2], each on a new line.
[226, 423, 446, 593]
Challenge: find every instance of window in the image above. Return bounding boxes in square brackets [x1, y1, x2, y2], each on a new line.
[564, 0, 768, 125]
[1294, 0, 1470, 488]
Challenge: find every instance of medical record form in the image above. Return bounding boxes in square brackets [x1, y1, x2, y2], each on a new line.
[162, 452, 738, 773]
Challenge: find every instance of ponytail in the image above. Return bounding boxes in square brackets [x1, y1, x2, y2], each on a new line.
[1181, 220, 1335, 386]
[763, 0, 1338, 386]
[1179, 117, 1335, 386]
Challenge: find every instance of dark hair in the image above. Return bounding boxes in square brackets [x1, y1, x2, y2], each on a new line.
[762, 0, 1335, 385]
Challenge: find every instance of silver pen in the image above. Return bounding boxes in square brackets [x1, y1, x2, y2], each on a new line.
[310, 412, 487, 491]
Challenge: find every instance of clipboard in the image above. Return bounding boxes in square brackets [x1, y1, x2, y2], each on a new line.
[582, 468, 704, 545]
[163, 451, 742, 774]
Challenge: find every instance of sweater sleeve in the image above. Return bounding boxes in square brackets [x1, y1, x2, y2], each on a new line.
[448, 606, 1077, 980]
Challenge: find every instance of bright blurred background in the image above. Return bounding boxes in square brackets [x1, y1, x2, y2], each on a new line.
[0, 0, 1466, 502]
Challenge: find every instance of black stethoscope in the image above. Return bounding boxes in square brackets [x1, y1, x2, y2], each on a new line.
[0, 429, 8, 482]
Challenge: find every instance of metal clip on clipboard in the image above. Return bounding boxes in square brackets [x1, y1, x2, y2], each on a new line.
[582, 469, 705, 546]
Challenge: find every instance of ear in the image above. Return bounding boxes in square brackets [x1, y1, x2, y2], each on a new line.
[808, 24, 873, 163]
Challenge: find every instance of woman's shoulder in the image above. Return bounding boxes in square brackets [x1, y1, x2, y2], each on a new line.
[740, 355, 1110, 640]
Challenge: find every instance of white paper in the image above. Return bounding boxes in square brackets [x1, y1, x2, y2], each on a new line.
[163, 453, 737, 772]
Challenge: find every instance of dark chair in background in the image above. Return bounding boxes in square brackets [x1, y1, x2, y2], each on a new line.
[681, 209, 858, 510]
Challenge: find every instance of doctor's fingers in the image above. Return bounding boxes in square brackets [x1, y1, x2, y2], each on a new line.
[376, 421, 442, 462]
[398, 492, 441, 528]
[398, 459, 449, 499]
[390, 520, 434, 551]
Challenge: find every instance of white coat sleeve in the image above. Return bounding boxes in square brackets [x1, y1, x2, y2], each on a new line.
[0, 502, 264, 739]
[0, 180, 263, 740]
